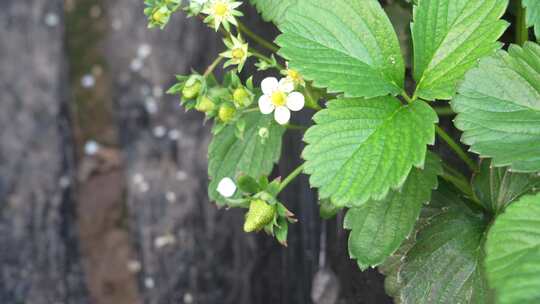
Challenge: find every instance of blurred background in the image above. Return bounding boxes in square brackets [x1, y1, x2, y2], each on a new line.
[3, 0, 520, 303]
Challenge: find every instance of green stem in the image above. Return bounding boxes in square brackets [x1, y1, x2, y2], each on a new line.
[435, 125, 477, 172]
[250, 49, 285, 70]
[203, 56, 223, 77]
[278, 164, 305, 193]
[237, 21, 280, 53]
[434, 106, 455, 116]
[400, 91, 417, 104]
[440, 171, 473, 198]
[285, 124, 307, 130]
[515, 0, 528, 45]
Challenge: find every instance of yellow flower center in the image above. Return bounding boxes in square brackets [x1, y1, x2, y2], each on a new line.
[213, 2, 229, 17]
[271, 91, 287, 107]
[287, 69, 302, 83]
[232, 48, 245, 59]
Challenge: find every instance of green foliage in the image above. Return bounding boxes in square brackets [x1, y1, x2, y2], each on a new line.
[208, 112, 284, 205]
[473, 160, 540, 213]
[523, 0, 540, 40]
[485, 193, 540, 304]
[452, 42, 540, 172]
[276, 0, 405, 98]
[344, 153, 441, 270]
[248, 0, 296, 24]
[411, 0, 508, 100]
[303, 97, 437, 207]
[395, 184, 490, 304]
[147, 0, 540, 300]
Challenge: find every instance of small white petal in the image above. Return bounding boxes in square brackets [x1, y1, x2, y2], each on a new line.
[258, 95, 275, 114]
[217, 177, 237, 198]
[278, 78, 294, 93]
[274, 106, 291, 125]
[286, 92, 305, 112]
[261, 77, 279, 95]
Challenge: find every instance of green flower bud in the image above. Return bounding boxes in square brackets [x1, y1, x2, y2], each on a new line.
[182, 81, 202, 100]
[196, 96, 215, 113]
[218, 103, 236, 123]
[233, 88, 250, 107]
[244, 199, 276, 233]
[152, 6, 171, 26]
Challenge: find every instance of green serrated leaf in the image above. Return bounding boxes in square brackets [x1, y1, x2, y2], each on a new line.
[523, 0, 540, 40]
[473, 159, 540, 213]
[344, 153, 441, 270]
[485, 192, 540, 304]
[303, 97, 437, 207]
[452, 42, 540, 173]
[397, 184, 490, 304]
[379, 181, 470, 303]
[248, 0, 296, 24]
[276, 0, 405, 99]
[208, 113, 285, 205]
[412, 0, 508, 100]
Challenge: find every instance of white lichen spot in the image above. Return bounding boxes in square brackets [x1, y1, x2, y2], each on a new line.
[168, 129, 181, 141]
[45, 13, 59, 27]
[127, 260, 142, 273]
[81, 74, 96, 88]
[176, 171, 188, 181]
[154, 234, 176, 248]
[132, 173, 144, 185]
[137, 44, 153, 59]
[184, 293, 194, 304]
[144, 277, 155, 289]
[59, 176, 71, 189]
[166, 191, 177, 203]
[153, 86, 164, 98]
[153, 125, 167, 138]
[130, 58, 143, 72]
[84, 140, 100, 155]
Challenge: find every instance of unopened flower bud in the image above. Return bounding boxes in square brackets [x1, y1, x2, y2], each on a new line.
[233, 88, 250, 107]
[218, 103, 236, 123]
[196, 96, 215, 113]
[152, 6, 171, 26]
[182, 81, 202, 100]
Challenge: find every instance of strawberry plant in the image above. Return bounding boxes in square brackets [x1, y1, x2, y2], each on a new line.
[146, 0, 540, 302]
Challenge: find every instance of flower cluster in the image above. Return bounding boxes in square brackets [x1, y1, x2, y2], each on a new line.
[151, 0, 313, 245]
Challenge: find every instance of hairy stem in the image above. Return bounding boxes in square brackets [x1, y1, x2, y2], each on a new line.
[237, 21, 280, 53]
[278, 164, 305, 193]
[515, 0, 529, 45]
[203, 56, 224, 77]
[435, 125, 477, 172]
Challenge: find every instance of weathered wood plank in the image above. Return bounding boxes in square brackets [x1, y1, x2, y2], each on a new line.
[0, 1, 88, 303]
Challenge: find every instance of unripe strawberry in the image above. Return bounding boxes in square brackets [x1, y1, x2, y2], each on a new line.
[233, 88, 250, 107]
[181, 81, 202, 100]
[196, 96, 215, 113]
[218, 103, 236, 123]
[244, 199, 276, 232]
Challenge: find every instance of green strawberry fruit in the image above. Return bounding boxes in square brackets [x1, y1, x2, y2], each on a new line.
[244, 199, 276, 233]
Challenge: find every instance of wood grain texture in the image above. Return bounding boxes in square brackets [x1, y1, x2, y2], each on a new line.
[0, 1, 88, 303]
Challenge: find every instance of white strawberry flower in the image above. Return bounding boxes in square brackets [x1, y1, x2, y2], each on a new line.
[217, 177, 237, 198]
[258, 77, 305, 125]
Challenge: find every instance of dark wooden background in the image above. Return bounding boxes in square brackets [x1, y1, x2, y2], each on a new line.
[0, 0, 429, 303]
